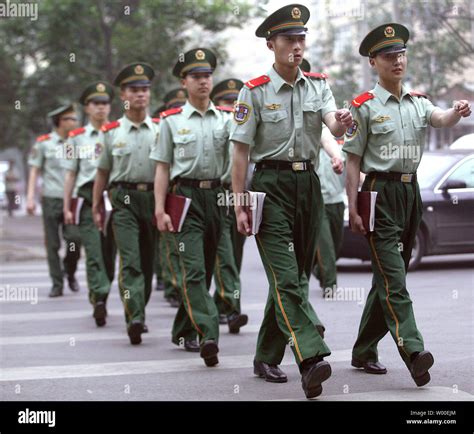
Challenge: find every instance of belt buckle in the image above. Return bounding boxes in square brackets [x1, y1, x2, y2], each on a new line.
[199, 180, 212, 189]
[292, 161, 305, 171]
[137, 183, 148, 191]
[400, 174, 413, 183]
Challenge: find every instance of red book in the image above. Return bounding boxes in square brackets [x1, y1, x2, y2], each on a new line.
[69, 197, 84, 225]
[357, 191, 377, 232]
[164, 193, 192, 232]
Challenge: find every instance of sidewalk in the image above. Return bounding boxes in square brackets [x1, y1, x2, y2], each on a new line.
[0, 213, 46, 262]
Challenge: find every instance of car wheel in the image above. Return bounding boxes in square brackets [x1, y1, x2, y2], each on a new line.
[408, 230, 425, 271]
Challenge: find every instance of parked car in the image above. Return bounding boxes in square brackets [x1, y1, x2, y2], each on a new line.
[450, 133, 474, 151]
[339, 150, 474, 270]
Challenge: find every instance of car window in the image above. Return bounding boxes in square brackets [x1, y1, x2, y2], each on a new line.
[417, 155, 458, 189]
[445, 157, 474, 188]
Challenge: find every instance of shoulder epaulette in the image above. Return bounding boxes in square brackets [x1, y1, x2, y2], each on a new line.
[216, 106, 234, 113]
[69, 127, 86, 138]
[351, 91, 374, 108]
[160, 107, 182, 118]
[303, 72, 329, 80]
[245, 75, 271, 90]
[152, 117, 161, 123]
[101, 121, 120, 132]
[36, 134, 50, 142]
[410, 91, 428, 99]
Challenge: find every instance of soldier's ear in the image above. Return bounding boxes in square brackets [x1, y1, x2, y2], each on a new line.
[369, 58, 375, 68]
[180, 78, 187, 89]
[266, 40, 274, 52]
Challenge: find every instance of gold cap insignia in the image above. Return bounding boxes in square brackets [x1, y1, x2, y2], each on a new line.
[228, 80, 236, 89]
[96, 83, 106, 92]
[384, 26, 395, 38]
[195, 50, 205, 60]
[291, 7, 301, 19]
[134, 65, 144, 75]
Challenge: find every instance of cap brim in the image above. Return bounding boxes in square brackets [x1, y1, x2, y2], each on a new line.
[275, 28, 307, 36]
[186, 67, 214, 75]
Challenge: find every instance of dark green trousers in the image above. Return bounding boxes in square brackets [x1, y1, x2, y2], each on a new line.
[213, 208, 242, 316]
[313, 202, 345, 290]
[230, 209, 246, 272]
[171, 184, 224, 346]
[352, 175, 425, 369]
[160, 231, 182, 300]
[78, 184, 116, 305]
[110, 187, 155, 326]
[41, 196, 81, 290]
[154, 232, 163, 285]
[252, 168, 330, 366]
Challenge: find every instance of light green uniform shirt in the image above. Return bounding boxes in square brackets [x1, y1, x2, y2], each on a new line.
[317, 149, 345, 204]
[96, 115, 159, 184]
[62, 123, 104, 192]
[343, 82, 438, 174]
[230, 66, 337, 168]
[150, 100, 231, 181]
[28, 130, 67, 199]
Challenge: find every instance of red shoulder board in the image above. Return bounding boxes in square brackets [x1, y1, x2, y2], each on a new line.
[160, 107, 182, 118]
[351, 91, 374, 108]
[101, 121, 120, 132]
[69, 127, 86, 138]
[245, 75, 270, 90]
[36, 133, 50, 142]
[410, 91, 428, 99]
[303, 72, 329, 80]
[216, 106, 234, 113]
[152, 117, 161, 123]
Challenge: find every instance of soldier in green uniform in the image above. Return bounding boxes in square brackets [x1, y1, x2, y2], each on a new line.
[26, 104, 82, 297]
[92, 63, 160, 345]
[313, 126, 345, 297]
[63, 82, 116, 326]
[153, 48, 239, 366]
[210, 78, 249, 332]
[344, 23, 471, 386]
[231, 4, 351, 398]
[154, 88, 188, 307]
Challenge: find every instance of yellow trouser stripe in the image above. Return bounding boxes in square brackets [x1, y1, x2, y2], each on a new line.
[256, 235, 303, 362]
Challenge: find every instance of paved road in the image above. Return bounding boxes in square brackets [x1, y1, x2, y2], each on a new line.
[0, 221, 472, 401]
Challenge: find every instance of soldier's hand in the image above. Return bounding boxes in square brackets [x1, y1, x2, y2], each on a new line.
[349, 212, 367, 235]
[235, 207, 251, 236]
[331, 157, 344, 174]
[454, 100, 471, 118]
[335, 109, 353, 128]
[92, 207, 103, 231]
[26, 199, 36, 216]
[63, 210, 74, 225]
[156, 212, 174, 232]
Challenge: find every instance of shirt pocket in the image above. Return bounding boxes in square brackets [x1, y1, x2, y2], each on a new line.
[213, 129, 228, 153]
[412, 117, 428, 146]
[303, 101, 322, 132]
[370, 121, 397, 146]
[260, 109, 289, 141]
[173, 134, 197, 159]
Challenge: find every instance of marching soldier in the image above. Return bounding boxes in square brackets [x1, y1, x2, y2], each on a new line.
[210, 78, 249, 332]
[230, 4, 352, 398]
[313, 127, 346, 297]
[152, 48, 232, 366]
[26, 104, 82, 297]
[63, 82, 116, 326]
[344, 23, 471, 385]
[92, 63, 159, 345]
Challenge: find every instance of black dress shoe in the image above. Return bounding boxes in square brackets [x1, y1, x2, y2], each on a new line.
[253, 360, 288, 383]
[67, 276, 80, 292]
[48, 287, 63, 298]
[142, 324, 149, 333]
[93, 301, 107, 327]
[301, 359, 332, 399]
[228, 313, 248, 334]
[351, 358, 387, 374]
[155, 280, 165, 291]
[166, 295, 181, 308]
[218, 314, 228, 325]
[127, 320, 144, 345]
[184, 339, 200, 352]
[410, 351, 434, 387]
[200, 340, 219, 367]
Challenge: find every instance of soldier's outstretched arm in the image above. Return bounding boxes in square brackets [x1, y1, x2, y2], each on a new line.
[430, 100, 471, 128]
[323, 109, 353, 138]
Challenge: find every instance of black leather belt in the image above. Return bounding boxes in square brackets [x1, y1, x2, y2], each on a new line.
[367, 171, 417, 183]
[174, 178, 221, 189]
[255, 160, 313, 172]
[112, 182, 154, 191]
